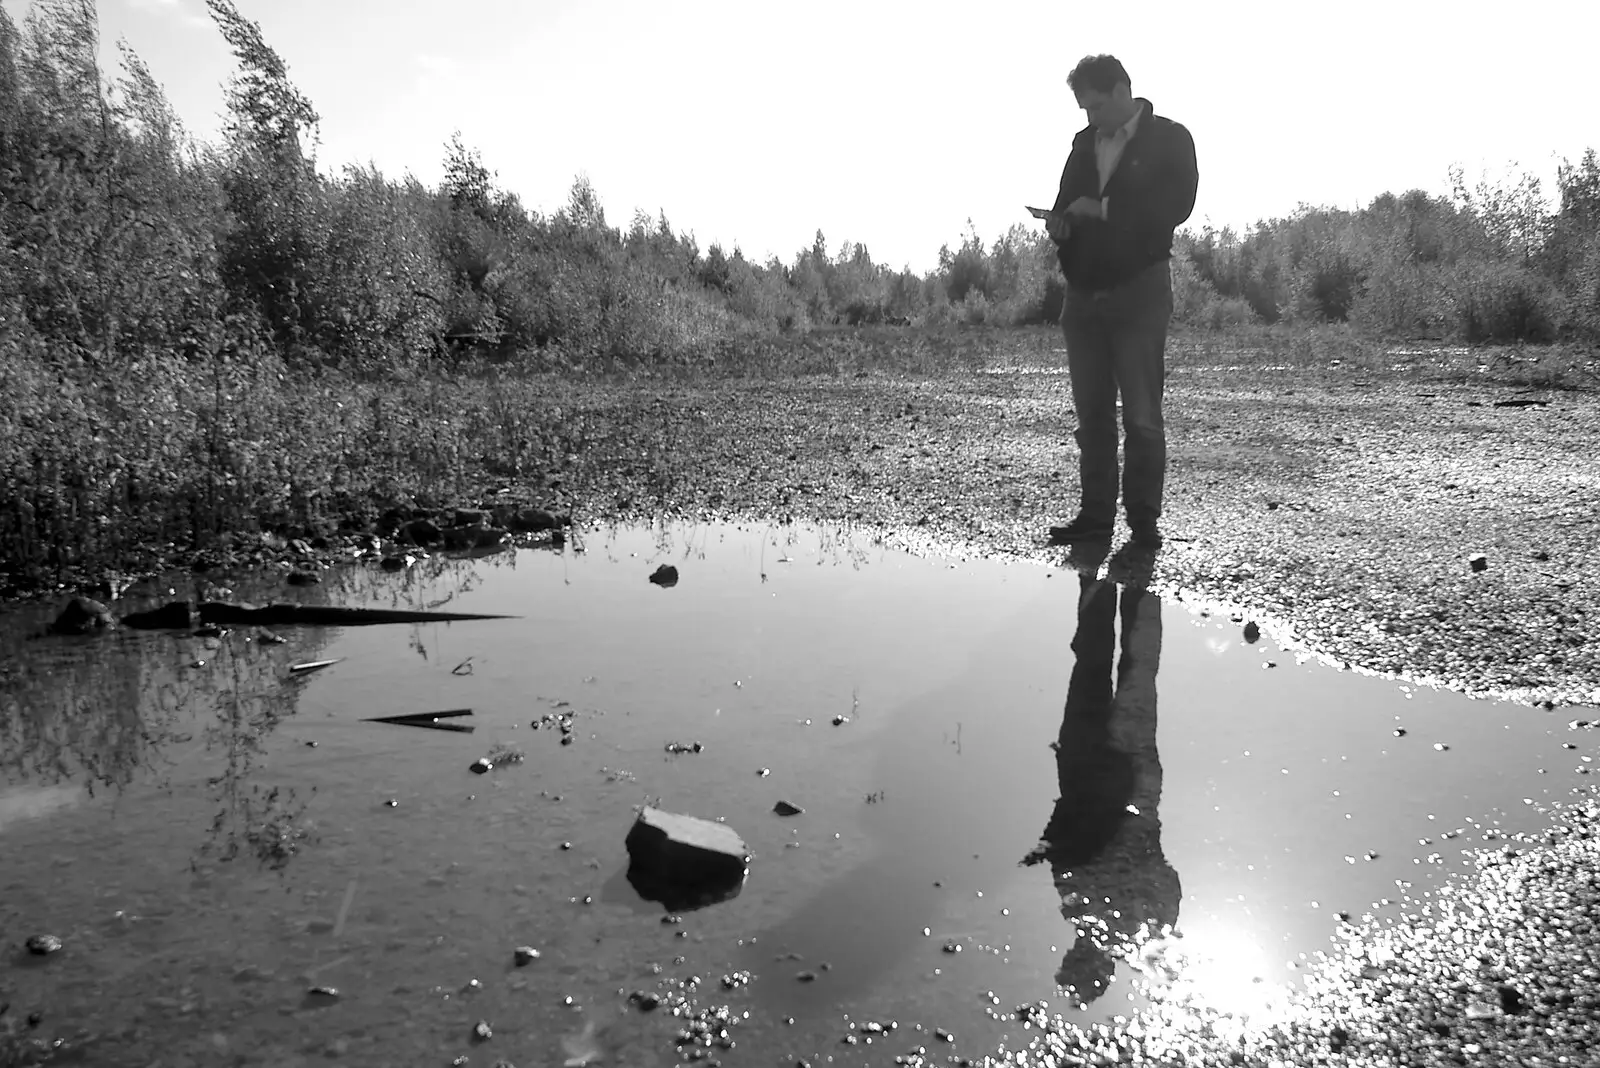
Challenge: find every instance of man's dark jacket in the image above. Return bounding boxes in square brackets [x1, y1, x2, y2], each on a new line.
[1051, 98, 1198, 293]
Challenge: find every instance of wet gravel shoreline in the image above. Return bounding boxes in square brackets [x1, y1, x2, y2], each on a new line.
[557, 365, 1599, 709]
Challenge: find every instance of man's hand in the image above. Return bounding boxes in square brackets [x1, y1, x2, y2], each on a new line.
[1045, 212, 1072, 243]
[1063, 196, 1104, 220]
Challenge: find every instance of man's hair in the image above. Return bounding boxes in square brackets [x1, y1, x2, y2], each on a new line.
[1067, 55, 1131, 95]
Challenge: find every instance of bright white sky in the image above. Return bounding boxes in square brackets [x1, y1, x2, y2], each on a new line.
[5, 0, 1597, 273]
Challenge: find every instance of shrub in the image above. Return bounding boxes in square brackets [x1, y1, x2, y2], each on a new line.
[1447, 260, 1562, 343]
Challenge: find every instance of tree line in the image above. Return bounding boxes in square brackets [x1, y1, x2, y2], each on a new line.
[3, 0, 1596, 382]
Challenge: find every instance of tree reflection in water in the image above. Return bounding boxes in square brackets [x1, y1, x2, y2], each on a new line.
[0, 546, 515, 865]
[1023, 571, 1180, 1007]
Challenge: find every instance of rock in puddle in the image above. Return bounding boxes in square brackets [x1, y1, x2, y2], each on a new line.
[648, 564, 679, 588]
[513, 946, 541, 966]
[50, 596, 114, 635]
[25, 934, 63, 956]
[773, 800, 804, 817]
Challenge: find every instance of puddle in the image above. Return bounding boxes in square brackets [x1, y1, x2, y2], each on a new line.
[1, 522, 1594, 1065]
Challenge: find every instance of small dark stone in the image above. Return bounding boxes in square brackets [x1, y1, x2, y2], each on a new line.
[399, 518, 442, 545]
[510, 507, 561, 533]
[796, 970, 817, 982]
[470, 758, 493, 774]
[630, 991, 660, 1010]
[942, 941, 961, 954]
[26, 1011, 42, 1028]
[286, 569, 320, 586]
[1468, 553, 1489, 572]
[50, 596, 115, 635]
[1329, 1025, 1349, 1051]
[24, 935, 62, 956]
[649, 564, 679, 588]
[832, 715, 849, 726]
[513, 946, 540, 966]
[306, 985, 340, 1001]
[1497, 982, 1525, 1014]
[773, 800, 804, 817]
[379, 555, 409, 571]
[1242, 621, 1261, 643]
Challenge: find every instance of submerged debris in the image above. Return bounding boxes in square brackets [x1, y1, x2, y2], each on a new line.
[773, 800, 804, 816]
[649, 564, 680, 588]
[365, 708, 476, 733]
[289, 658, 343, 675]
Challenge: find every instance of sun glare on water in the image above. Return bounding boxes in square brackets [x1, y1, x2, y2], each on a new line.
[1128, 930, 1293, 1033]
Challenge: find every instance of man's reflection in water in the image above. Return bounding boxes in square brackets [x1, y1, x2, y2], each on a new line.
[1022, 572, 1179, 1007]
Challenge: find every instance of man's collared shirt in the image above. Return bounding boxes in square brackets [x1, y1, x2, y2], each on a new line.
[1094, 106, 1143, 217]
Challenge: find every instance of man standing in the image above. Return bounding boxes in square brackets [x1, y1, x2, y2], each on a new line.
[1045, 55, 1197, 550]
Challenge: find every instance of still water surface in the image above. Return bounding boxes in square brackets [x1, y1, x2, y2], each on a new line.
[1, 522, 1593, 1066]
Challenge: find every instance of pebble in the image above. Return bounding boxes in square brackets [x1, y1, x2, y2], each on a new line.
[513, 946, 540, 966]
[471, 1020, 492, 1042]
[25, 934, 63, 955]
